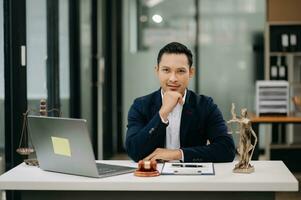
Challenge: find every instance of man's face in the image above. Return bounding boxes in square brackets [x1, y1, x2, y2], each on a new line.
[156, 53, 194, 96]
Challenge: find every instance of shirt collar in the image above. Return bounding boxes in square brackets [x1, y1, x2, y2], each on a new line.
[161, 89, 187, 104]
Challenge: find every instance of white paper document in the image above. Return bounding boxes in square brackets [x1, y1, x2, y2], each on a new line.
[161, 162, 215, 175]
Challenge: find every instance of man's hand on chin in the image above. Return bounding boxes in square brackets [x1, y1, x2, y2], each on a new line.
[159, 91, 183, 121]
[143, 148, 182, 161]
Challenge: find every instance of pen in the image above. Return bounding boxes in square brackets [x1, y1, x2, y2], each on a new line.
[171, 164, 203, 168]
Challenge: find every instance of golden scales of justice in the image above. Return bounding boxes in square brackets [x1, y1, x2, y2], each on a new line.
[16, 99, 61, 166]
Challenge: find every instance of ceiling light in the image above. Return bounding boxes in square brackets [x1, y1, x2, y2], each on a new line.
[152, 14, 163, 23]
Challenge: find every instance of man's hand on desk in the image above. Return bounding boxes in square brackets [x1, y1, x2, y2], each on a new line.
[143, 148, 182, 161]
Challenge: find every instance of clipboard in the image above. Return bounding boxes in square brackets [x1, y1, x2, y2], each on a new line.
[161, 162, 215, 175]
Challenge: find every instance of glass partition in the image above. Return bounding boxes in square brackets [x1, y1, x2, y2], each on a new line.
[122, 0, 197, 145]
[198, 0, 266, 120]
[80, 0, 92, 138]
[198, 0, 266, 146]
[59, 0, 70, 117]
[0, 0, 5, 175]
[26, 0, 47, 111]
[137, 0, 196, 51]
[27, 0, 71, 118]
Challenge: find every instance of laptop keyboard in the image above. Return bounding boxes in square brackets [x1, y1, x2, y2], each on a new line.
[96, 163, 135, 176]
[96, 165, 116, 173]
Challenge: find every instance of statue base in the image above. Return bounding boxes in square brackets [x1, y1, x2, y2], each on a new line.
[233, 165, 255, 174]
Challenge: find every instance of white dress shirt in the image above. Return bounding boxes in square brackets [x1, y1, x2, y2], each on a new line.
[160, 89, 187, 160]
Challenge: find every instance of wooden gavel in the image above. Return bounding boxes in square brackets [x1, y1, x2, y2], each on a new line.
[137, 160, 157, 172]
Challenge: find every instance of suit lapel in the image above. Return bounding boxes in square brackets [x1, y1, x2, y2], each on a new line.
[151, 89, 166, 148]
[180, 90, 195, 146]
[151, 89, 162, 116]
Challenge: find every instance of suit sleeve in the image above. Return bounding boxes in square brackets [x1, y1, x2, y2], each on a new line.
[125, 99, 168, 162]
[181, 98, 236, 162]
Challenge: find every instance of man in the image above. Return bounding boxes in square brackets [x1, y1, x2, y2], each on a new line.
[126, 42, 235, 162]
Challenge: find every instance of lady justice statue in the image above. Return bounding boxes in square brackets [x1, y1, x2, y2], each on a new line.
[227, 103, 258, 173]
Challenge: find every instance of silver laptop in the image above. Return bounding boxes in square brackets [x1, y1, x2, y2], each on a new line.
[27, 115, 135, 178]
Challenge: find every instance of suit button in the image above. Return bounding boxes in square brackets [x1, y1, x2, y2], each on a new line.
[149, 128, 155, 134]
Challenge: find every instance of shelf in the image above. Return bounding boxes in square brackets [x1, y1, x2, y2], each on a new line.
[250, 116, 301, 123]
[269, 52, 301, 56]
[270, 144, 301, 149]
[267, 21, 301, 26]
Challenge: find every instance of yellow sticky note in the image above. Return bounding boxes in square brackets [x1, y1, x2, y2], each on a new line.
[51, 136, 71, 157]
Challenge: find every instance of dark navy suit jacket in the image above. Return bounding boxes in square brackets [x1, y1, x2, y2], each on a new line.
[125, 89, 235, 162]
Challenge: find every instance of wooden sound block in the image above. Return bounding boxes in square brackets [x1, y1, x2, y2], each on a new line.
[134, 160, 160, 177]
[134, 170, 160, 177]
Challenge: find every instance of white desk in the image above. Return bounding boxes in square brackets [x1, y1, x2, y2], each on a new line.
[0, 160, 298, 200]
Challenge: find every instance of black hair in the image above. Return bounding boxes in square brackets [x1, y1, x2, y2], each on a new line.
[157, 42, 193, 67]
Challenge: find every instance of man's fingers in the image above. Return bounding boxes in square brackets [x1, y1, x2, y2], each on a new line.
[144, 149, 159, 161]
[143, 148, 171, 161]
[144, 153, 154, 161]
[178, 96, 184, 105]
[150, 156, 157, 162]
[150, 155, 162, 162]
[173, 92, 183, 105]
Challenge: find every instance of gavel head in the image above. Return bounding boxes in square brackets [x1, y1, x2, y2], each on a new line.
[137, 160, 157, 172]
